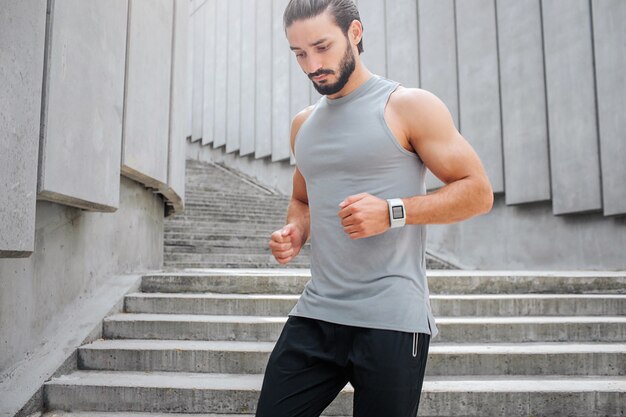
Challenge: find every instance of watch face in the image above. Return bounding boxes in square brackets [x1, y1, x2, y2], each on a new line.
[392, 205, 404, 219]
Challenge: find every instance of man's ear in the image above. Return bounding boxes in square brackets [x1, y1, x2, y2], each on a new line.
[349, 19, 362, 47]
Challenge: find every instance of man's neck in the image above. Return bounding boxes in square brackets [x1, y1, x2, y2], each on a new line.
[326, 64, 373, 100]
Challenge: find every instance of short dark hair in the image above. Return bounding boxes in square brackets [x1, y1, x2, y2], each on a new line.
[283, 0, 364, 54]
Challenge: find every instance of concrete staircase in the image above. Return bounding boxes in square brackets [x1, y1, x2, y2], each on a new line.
[43, 159, 626, 416]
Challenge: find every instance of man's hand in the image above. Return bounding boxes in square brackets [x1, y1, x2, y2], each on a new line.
[269, 224, 306, 264]
[338, 193, 390, 239]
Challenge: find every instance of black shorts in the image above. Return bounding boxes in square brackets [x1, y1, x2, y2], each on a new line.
[255, 315, 431, 417]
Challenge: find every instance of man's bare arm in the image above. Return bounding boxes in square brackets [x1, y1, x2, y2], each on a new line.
[395, 88, 493, 224]
[338, 88, 492, 239]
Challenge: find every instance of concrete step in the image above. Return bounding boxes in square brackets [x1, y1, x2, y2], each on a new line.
[123, 292, 626, 316]
[162, 253, 311, 265]
[140, 270, 626, 295]
[44, 412, 339, 417]
[162, 261, 312, 269]
[102, 313, 626, 343]
[43, 370, 626, 416]
[141, 270, 311, 294]
[166, 218, 286, 227]
[163, 244, 312, 255]
[78, 339, 626, 376]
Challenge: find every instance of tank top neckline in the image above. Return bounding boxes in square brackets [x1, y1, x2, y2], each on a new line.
[322, 74, 381, 106]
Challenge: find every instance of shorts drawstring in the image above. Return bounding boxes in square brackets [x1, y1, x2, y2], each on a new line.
[412, 332, 418, 357]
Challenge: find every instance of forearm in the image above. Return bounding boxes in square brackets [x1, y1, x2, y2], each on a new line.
[286, 198, 311, 242]
[402, 176, 493, 225]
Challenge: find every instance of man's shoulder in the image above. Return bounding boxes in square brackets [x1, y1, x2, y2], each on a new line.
[293, 104, 316, 127]
[388, 85, 442, 110]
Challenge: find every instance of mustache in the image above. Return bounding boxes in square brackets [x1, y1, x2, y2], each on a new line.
[308, 69, 335, 79]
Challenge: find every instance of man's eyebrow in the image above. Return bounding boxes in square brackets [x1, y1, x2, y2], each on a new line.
[290, 38, 329, 51]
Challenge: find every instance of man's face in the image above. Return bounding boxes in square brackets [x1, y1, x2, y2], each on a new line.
[286, 10, 357, 95]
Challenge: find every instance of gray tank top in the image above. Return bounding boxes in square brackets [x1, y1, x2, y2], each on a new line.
[288, 74, 439, 338]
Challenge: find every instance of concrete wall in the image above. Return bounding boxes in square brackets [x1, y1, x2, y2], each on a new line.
[0, 177, 163, 415]
[0, 0, 190, 413]
[0, 0, 47, 257]
[186, 0, 626, 270]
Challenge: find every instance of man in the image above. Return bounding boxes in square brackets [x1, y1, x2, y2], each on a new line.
[256, 1, 493, 416]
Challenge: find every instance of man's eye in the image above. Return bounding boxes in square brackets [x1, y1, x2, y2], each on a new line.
[317, 46, 328, 51]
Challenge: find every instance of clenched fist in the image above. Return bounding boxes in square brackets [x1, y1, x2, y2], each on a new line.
[338, 193, 390, 239]
[269, 223, 306, 264]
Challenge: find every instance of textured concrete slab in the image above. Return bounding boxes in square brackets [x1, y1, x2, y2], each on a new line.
[497, 0, 550, 205]
[226, 0, 242, 154]
[254, 0, 272, 159]
[357, 0, 387, 77]
[122, 0, 173, 188]
[44, 371, 626, 416]
[38, 0, 127, 211]
[455, 0, 503, 194]
[212, 0, 227, 148]
[239, 0, 256, 156]
[190, 1, 204, 142]
[102, 312, 626, 343]
[542, 0, 602, 215]
[0, 0, 46, 257]
[386, 0, 419, 88]
[201, 0, 216, 146]
[78, 338, 626, 376]
[271, 0, 291, 162]
[592, 0, 626, 216]
[162, 0, 189, 214]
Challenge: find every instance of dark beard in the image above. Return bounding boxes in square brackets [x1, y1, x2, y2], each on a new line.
[309, 41, 356, 96]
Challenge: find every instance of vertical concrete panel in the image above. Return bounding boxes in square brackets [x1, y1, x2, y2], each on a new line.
[0, 0, 46, 256]
[122, 0, 173, 187]
[255, 0, 272, 158]
[358, 0, 387, 77]
[497, 0, 550, 205]
[186, 0, 194, 139]
[542, 0, 602, 215]
[385, 0, 419, 87]
[39, 0, 127, 211]
[226, 0, 242, 153]
[271, 0, 291, 162]
[201, 0, 216, 145]
[166, 0, 190, 211]
[239, 0, 257, 156]
[191, 3, 205, 141]
[418, 0, 457, 191]
[456, 0, 504, 193]
[592, 0, 626, 216]
[213, 0, 228, 148]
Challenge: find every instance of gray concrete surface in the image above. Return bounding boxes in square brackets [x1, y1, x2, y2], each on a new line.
[226, 0, 242, 154]
[122, 0, 173, 188]
[542, 0, 602, 215]
[212, 0, 228, 148]
[386, 0, 419, 88]
[456, 0, 504, 193]
[0, 176, 163, 417]
[163, 0, 190, 213]
[497, 0, 551, 205]
[427, 193, 626, 270]
[38, 0, 128, 212]
[0, 0, 46, 257]
[271, 0, 291, 163]
[254, 0, 273, 159]
[592, 0, 626, 216]
[239, 0, 256, 156]
[358, 0, 387, 77]
[190, 0, 204, 142]
[201, 0, 216, 146]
